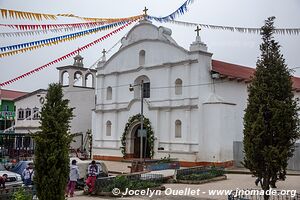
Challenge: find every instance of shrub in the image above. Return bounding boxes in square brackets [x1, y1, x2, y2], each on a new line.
[12, 188, 32, 200]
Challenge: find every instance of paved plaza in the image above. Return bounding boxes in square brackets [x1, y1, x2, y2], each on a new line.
[71, 173, 300, 200]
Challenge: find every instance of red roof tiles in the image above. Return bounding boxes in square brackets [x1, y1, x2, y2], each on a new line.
[0, 89, 28, 101]
[212, 60, 300, 90]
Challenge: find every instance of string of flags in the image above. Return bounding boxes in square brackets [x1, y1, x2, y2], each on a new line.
[165, 20, 300, 35]
[0, 20, 136, 87]
[0, 26, 93, 37]
[147, 0, 194, 22]
[0, 8, 143, 22]
[0, 20, 137, 57]
[1, 2, 299, 87]
[0, 15, 142, 30]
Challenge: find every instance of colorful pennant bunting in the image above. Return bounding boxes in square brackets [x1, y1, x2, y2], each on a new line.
[0, 8, 143, 22]
[0, 15, 143, 30]
[147, 0, 194, 22]
[163, 20, 300, 35]
[1, 8, 56, 20]
[0, 20, 136, 87]
[0, 20, 137, 57]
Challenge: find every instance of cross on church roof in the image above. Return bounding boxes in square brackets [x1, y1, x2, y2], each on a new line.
[143, 7, 148, 16]
[195, 26, 201, 37]
[102, 49, 106, 57]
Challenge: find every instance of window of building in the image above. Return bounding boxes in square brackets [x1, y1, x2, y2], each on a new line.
[33, 107, 39, 120]
[106, 120, 112, 136]
[175, 120, 182, 138]
[25, 108, 31, 120]
[85, 73, 94, 88]
[139, 50, 145, 66]
[74, 71, 83, 87]
[62, 71, 69, 86]
[133, 75, 150, 99]
[23, 137, 31, 148]
[106, 87, 112, 100]
[175, 78, 183, 95]
[3, 105, 9, 111]
[18, 109, 24, 120]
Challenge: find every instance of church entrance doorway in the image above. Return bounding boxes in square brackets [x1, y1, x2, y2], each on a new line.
[132, 124, 150, 158]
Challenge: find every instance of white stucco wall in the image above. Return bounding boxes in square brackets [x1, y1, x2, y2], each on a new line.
[92, 20, 236, 163]
[14, 90, 47, 133]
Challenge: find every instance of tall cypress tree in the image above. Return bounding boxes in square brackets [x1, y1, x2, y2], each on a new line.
[34, 83, 73, 200]
[243, 17, 299, 199]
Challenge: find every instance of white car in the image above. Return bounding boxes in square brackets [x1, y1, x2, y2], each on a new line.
[0, 163, 23, 188]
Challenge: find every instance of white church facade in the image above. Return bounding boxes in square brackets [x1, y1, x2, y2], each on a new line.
[92, 20, 300, 167]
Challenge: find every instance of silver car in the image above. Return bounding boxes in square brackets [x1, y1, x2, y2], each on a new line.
[0, 163, 23, 188]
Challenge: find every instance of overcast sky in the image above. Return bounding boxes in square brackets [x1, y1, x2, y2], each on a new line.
[0, 0, 300, 92]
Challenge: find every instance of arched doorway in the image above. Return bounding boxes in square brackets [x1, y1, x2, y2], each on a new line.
[131, 124, 150, 158]
[121, 114, 154, 159]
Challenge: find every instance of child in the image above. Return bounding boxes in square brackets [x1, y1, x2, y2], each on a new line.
[66, 159, 79, 197]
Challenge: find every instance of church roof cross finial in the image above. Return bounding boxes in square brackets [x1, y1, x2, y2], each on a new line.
[143, 7, 148, 16]
[102, 49, 106, 57]
[195, 26, 201, 37]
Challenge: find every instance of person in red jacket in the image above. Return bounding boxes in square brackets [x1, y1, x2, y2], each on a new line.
[85, 160, 99, 194]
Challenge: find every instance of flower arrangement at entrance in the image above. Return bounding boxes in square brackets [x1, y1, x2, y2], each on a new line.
[121, 114, 155, 158]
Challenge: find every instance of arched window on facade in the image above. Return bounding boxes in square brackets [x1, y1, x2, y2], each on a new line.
[133, 75, 150, 99]
[175, 78, 183, 95]
[106, 87, 112, 100]
[33, 107, 39, 120]
[139, 50, 145, 66]
[18, 108, 24, 120]
[106, 120, 112, 136]
[62, 71, 69, 86]
[85, 73, 94, 88]
[175, 120, 182, 138]
[74, 71, 83, 87]
[25, 108, 31, 120]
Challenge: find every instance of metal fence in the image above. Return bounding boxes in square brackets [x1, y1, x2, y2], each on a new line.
[0, 133, 34, 162]
[228, 189, 300, 200]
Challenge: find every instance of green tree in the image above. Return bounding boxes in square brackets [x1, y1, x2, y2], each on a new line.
[33, 83, 73, 200]
[243, 17, 299, 199]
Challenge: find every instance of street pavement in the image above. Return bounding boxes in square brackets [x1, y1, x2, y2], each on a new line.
[71, 174, 300, 200]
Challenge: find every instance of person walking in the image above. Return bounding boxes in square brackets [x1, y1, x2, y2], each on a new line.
[0, 174, 8, 189]
[86, 160, 99, 194]
[66, 159, 79, 197]
[22, 163, 34, 186]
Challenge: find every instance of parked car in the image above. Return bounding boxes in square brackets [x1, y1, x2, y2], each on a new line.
[0, 163, 23, 188]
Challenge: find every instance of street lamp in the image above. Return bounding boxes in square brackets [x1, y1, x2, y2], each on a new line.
[129, 80, 145, 159]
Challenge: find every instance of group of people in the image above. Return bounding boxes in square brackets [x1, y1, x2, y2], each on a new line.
[0, 163, 34, 189]
[0, 160, 99, 197]
[65, 160, 100, 198]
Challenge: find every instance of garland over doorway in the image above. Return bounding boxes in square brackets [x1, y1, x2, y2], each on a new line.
[121, 114, 155, 158]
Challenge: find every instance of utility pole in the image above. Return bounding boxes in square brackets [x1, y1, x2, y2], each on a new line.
[140, 80, 144, 159]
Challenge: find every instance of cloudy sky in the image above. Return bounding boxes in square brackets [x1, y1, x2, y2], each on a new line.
[0, 0, 300, 92]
